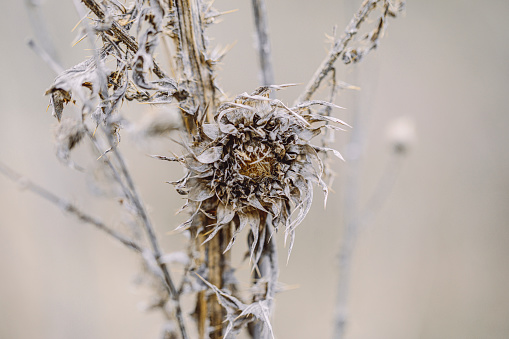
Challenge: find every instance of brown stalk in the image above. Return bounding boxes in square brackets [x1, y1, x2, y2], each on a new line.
[169, 0, 229, 336]
[171, 0, 217, 117]
[207, 231, 224, 339]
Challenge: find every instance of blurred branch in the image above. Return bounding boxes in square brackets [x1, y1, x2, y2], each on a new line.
[296, 0, 402, 105]
[0, 160, 143, 252]
[334, 151, 404, 339]
[24, 0, 61, 65]
[251, 0, 275, 86]
[27, 39, 64, 75]
[358, 154, 403, 229]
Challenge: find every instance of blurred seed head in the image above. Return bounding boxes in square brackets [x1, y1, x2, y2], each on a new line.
[386, 116, 416, 154]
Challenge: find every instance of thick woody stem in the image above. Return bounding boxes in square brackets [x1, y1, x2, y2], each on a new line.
[207, 232, 224, 339]
[194, 221, 232, 339]
[170, 1, 228, 336]
[171, 0, 217, 119]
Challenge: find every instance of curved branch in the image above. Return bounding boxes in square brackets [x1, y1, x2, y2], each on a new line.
[0, 161, 143, 252]
[296, 0, 387, 104]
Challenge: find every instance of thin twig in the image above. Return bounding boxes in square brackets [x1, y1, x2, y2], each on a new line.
[86, 128, 135, 201]
[86, 127, 189, 339]
[251, 0, 275, 86]
[102, 129, 189, 339]
[266, 222, 279, 312]
[0, 161, 143, 252]
[295, 0, 383, 104]
[27, 39, 64, 75]
[322, 67, 338, 147]
[73, 3, 183, 321]
[24, 0, 61, 65]
[357, 154, 404, 232]
[333, 155, 404, 339]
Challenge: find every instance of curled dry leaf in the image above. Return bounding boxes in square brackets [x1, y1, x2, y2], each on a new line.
[54, 118, 85, 168]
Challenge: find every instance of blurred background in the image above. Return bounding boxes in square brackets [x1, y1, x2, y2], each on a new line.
[1, 0, 508, 338]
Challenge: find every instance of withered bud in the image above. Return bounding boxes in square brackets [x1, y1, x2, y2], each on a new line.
[169, 85, 348, 260]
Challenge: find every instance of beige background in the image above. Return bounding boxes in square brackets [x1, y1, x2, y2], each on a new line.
[1, 0, 508, 338]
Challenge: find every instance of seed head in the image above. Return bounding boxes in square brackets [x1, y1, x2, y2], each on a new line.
[170, 85, 348, 260]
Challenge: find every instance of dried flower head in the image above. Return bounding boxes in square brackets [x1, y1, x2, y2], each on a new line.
[167, 85, 348, 260]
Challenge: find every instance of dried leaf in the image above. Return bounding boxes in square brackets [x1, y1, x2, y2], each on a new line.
[195, 146, 223, 164]
[202, 123, 220, 140]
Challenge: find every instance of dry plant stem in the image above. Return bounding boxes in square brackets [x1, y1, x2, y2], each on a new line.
[208, 232, 224, 339]
[265, 224, 279, 305]
[251, 0, 275, 86]
[296, 0, 382, 104]
[103, 130, 189, 339]
[334, 102, 404, 339]
[86, 129, 188, 339]
[27, 39, 64, 75]
[172, 0, 217, 116]
[81, 0, 168, 79]
[170, 1, 231, 336]
[358, 155, 403, 230]
[250, 2, 276, 335]
[0, 161, 142, 252]
[66, 4, 189, 333]
[194, 221, 231, 339]
[195, 234, 208, 338]
[335, 155, 404, 338]
[334, 148, 360, 338]
[251, 222, 278, 339]
[333, 58, 362, 339]
[24, 0, 60, 65]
